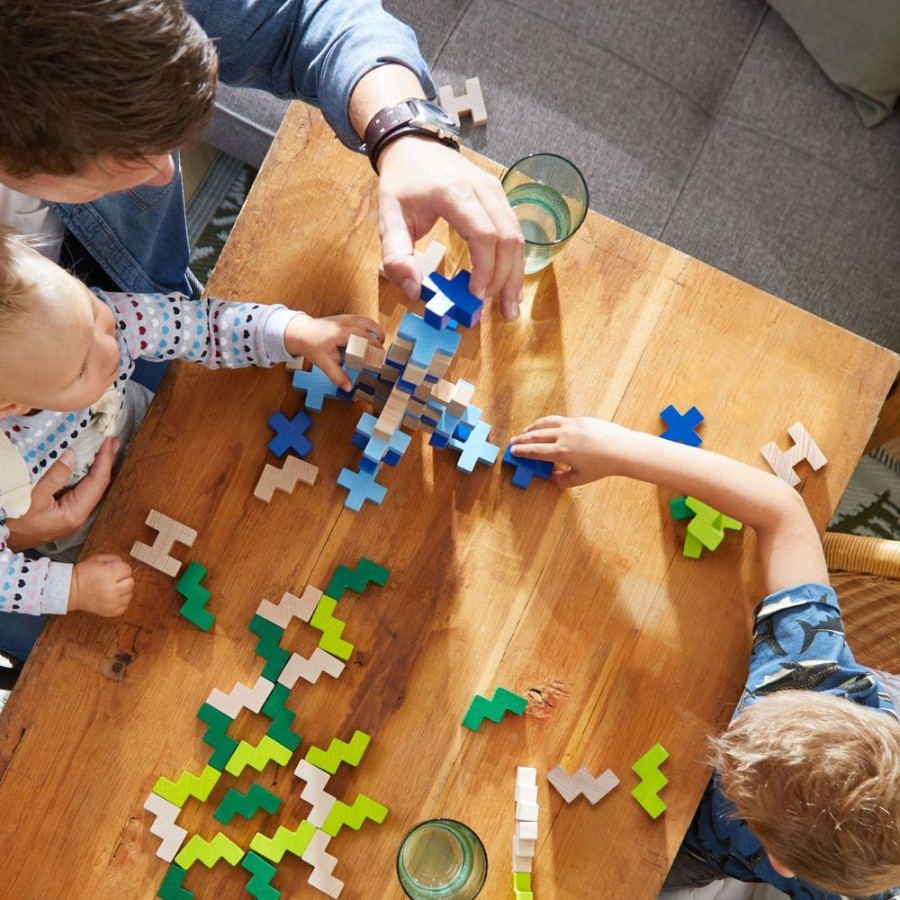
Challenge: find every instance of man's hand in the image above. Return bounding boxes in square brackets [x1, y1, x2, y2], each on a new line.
[6, 438, 118, 552]
[377, 136, 525, 321]
[69, 554, 134, 616]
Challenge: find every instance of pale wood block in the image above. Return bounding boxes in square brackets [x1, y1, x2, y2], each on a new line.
[448, 380, 476, 417]
[547, 765, 620, 805]
[438, 77, 487, 126]
[144, 792, 187, 862]
[516, 820, 538, 841]
[254, 455, 319, 502]
[294, 759, 338, 828]
[301, 829, 344, 898]
[364, 343, 386, 371]
[515, 784, 538, 804]
[206, 676, 275, 719]
[278, 647, 345, 688]
[431, 379, 456, 407]
[515, 801, 539, 821]
[379, 239, 447, 281]
[760, 421, 827, 488]
[256, 586, 322, 628]
[286, 355, 305, 372]
[428, 352, 452, 379]
[130, 510, 198, 577]
[513, 835, 535, 858]
[345, 334, 369, 370]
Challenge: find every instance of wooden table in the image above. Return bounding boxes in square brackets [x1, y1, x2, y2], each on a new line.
[1, 105, 896, 899]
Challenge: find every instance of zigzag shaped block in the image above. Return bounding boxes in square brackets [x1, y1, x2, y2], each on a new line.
[324, 558, 390, 600]
[249, 819, 316, 864]
[256, 586, 321, 628]
[301, 829, 344, 898]
[631, 742, 669, 819]
[174, 832, 243, 869]
[462, 687, 528, 731]
[309, 594, 354, 660]
[226, 735, 293, 777]
[175, 561, 214, 631]
[546, 765, 620, 805]
[321, 793, 388, 837]
[153, 765, 221, 808]
[249, 615, 290, 681]
[157, 864, 193, 900]
[214, 783, 282, 825]
[294, 759, 338, 828]
[242, 851, 281, 900]
[261, 682, 301, 752]
[305, 730, 370, 775]
[278, 646, 345, 688]
[206, 675, 275, 719]
[197, 702, 239, 770]
[144, 792, 187, 862]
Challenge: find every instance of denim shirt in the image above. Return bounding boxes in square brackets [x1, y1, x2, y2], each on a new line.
[49, 0, 435, 297]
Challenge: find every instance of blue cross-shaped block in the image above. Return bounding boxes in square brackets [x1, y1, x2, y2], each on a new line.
[351, 413, 412, 467]
[337, 465, 388, 511]
[427, 270, 484, 329]
[292, 365, 358, 411]
[450, 420, 500, 473]
[502, 445, 554, 489]
[659, 404, 704, 446]
[397, 313, 461, 370]
[267, 410, 313, 458]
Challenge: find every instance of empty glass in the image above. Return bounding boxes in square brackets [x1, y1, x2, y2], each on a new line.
[397, 819, 488, 899]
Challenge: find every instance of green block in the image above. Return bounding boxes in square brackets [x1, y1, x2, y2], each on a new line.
[682, 531, 704, 559]
[669, 495, 693, 520]
[153, 765, 221, 808]
[462, 687, 528, 731]
[176, 562, 214, 631]
[321, 793, 388, 837]
[175, 832, 244, 869]
[157, 865, 193, 900]
[310, 594, 353, 660]
[305, 730, 370, 774]
[325, 557, 390, 600]
[249, 615, 290, 681]
[249, 820, 316, 864]
[197, 703, 239, 770]
[214, 784, 282, 825]
[242, 851, 281, 900]
[261, 683, 301, 752]
[513, 872, 532, 891]
[226, 735, 293, 777]
[631, 742, 669, 819]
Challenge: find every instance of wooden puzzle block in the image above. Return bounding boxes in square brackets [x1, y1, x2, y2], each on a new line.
[451, 420, 500, 473]
[631, 742, 669, 819]
[502, 446, 554, 489]
[292, 364, 354, 410]
[760, 421, 827, 487]
[294, 759, 339, 828]
[153, 765, 221, 808]
[546, 765, 620, 804]
[175, 832, 244, 870]
[428, 271, 484, 329]
[516, 784, 538, 804]
[267, 410, 313, 458]
[305, 730, 371, 774]
[309, 594, 354, 660]
[241, 852, 280, 900]
[438, 76, 487, 126]
[516, 820, 538, 841]
[256, 586, 322, 628]
[337, 465, 387, 511]
[130, 510, 197, 578]
[512, 836, 533, 873]
[157, 864, 193, 900]
[197, 703, 239, 770]
[254, 454, 318, 502]
[398, 312, 462, 370]
[447, 379, 476, 417]
[379, 239, 447, 282]
[659, 404, 704, 446]
[144, 792, 187, 862]
[176, 561, 214, 631]
[250, 820, 316, 864]
[301, 829, 345, 898]
[260, 682, 302, 753]
[515, 801, 539, 821]
[321, 793, 388, 838]
[278, 646, 346, 688]
[513, 835, 535, 858]
[225, 735, 293, 777]
[463, 687, 528, 730]
[206, 675, 275, 720]
[344, 333, 369, 370]
[214, 784, 282, 826]
[324, 558, 390, 600]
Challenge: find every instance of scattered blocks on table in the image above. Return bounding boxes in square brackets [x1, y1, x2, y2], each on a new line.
[206, 675, 275, 720]
[324, 557, 390, 600]
[337, 465, 387, 511]
[294, 759, 339, 828]
[278, 646, 346, 688]
[305, 730, 371, 775]
[463, 687, 528, 731]
[197, 703, 239, 771]
[249, 614, 290, 681]
[502, 445, 554, 489]
[267, 410, 313, 458]
[309, 594, 354, 660]
[321, 793, 388, 838]
[301, 829, 345, 898]
[451, 420, 500, 473]
[546, 765, 620, 804]
[225, 735, 294, 777]
[254, 454, 318, 502]
[249, 820, 316, 865]
[174, 832, 243, 870]
[255, 586, 321, 629]
[760, 421, 827, 487]
[242, 851, 281, 900]
[153, 765, 221, 808]
[659, 404, 704, 446]
[214, 784, 282, 826]
[175, 561, 214, 631]
[438, 76, 488, 126]
[144, 792, 188, 862]
[291, 364, 356, 411]
[130, 510, 197, 578]
[631, 742, 669, 819]
[260, 682, 302, 752]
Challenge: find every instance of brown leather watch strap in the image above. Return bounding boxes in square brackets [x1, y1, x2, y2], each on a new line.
[364, 99, 460, 172]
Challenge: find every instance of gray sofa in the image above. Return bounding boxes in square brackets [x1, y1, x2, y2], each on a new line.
[206, 0, 900, 353]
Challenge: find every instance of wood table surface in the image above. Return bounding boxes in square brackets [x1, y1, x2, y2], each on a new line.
[1, 105, 897, 900]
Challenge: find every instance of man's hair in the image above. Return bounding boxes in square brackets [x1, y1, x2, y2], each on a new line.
[0, 0, 218, 177]
[714, 690, 900, 894]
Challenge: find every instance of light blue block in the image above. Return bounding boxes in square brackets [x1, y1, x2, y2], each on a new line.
[397, 313, 461, 370]
[452, 421, 500, 473]
[337, 466, 387, 511]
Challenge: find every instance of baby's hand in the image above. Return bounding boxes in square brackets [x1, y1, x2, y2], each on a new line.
[509, 416, 631, 488]
[286, 314, 385, 390]
[69, 554, 134, 616]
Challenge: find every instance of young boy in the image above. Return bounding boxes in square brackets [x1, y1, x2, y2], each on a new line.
[510, 416, 900, 900]
[0, 229, 383, 621]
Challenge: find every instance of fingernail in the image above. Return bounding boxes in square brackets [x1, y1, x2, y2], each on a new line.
[402, 279, 419, 300]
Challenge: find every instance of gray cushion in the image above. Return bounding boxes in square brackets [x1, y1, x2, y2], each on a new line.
[207, 82, 290, 169]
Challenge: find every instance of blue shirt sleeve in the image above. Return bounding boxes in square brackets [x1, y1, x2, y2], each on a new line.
[185, 0, 437, 148]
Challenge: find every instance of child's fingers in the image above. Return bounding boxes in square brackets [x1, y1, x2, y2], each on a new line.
[553, 468, 584, 489]
[318, 355, 353, 390]
[521, 415, 567, 434]
[510, 429, 560, 451]
[509, 440, 558, 460]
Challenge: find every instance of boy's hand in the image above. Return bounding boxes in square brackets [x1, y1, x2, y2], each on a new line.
[285, 314, 385, 390]
[69, 554, 134, 616]
[509, 416, 630, 488]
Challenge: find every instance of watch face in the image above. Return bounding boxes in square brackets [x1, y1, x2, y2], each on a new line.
[414, 99, 458, 130]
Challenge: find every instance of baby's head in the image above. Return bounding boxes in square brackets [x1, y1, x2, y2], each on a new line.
[0, 227, 120, 415]
[714, 690, 900, 894]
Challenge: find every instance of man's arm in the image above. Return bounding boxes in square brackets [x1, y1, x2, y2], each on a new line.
[510, 416, 829, 595]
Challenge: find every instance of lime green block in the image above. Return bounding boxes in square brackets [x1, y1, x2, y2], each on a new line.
[321, 793, 388, 837]
[305, 730, 370, 774]
[225, 735, 293, 776]
[310, 594, 354, 660]
[514, 893, 534, 900]
[631, 742, 669, 819]
[513, 872, 532, 891]
[682, 531, 704, 559]
[174, 832, 243, 869]
[249, 820, 316, 864]
[153, 765, 221, 808]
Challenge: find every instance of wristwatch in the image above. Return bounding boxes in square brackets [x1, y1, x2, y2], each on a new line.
[363, 98, 460, 172]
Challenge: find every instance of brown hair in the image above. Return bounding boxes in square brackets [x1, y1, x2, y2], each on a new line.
[714, 690, 900, 894]
[0, 0, 218, 177]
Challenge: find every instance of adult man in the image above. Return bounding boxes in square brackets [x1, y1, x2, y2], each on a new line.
[0, 0, 523, 655]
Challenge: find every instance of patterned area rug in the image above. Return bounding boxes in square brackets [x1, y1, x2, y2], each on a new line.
[186, 154, 900, 544]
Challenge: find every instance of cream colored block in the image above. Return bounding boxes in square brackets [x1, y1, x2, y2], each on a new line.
[438, 77, 487, 126]
[130, 510, 198, 578]
[760, 421, 827, 488]
[254, 455, 319, 502]
[256, 586, 322, 628]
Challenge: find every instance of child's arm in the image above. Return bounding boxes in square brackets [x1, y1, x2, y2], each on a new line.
[104, 291, 384, 390]
[510, 416, 828, 595]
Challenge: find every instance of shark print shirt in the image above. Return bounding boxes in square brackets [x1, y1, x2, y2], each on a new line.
[683, 582, 900, 900]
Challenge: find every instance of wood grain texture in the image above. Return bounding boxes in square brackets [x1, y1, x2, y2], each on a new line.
[0, 104, 896, 899]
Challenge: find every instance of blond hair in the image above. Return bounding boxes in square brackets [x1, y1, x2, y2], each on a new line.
[714, 690, 900, 893]
[0, 0, 218, 177]
[0, 227, 38, 315]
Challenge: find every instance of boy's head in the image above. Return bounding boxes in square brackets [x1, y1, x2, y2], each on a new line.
[0, 229, 120, 415]
[714, 690, 900, 894]
[0, 0, 218, 202]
